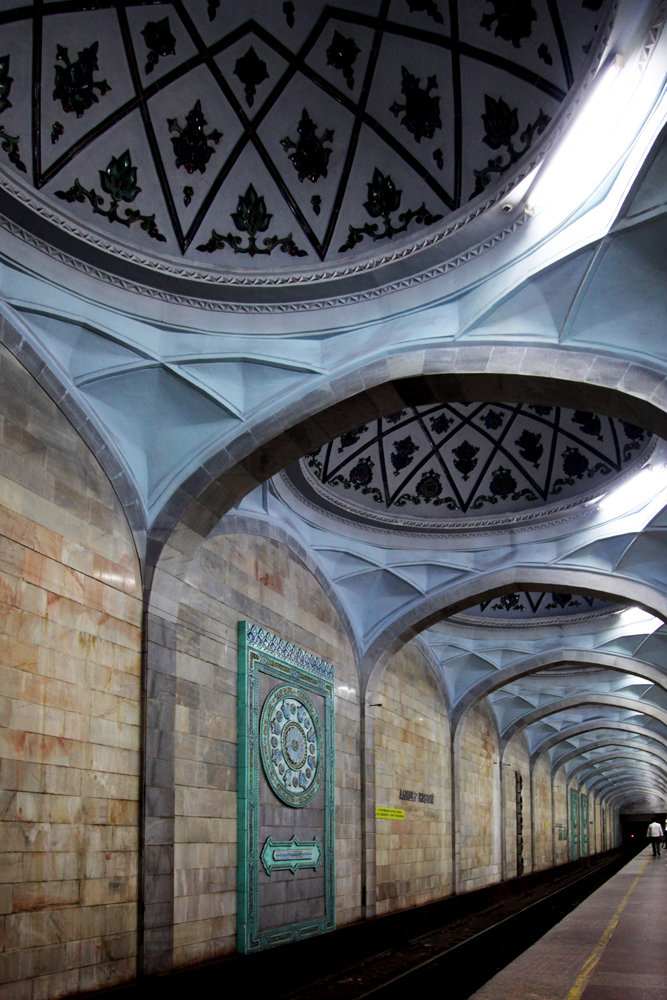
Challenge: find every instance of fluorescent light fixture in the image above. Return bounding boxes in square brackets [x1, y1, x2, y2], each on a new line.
[617, 606, 663, 633]
[527, 54, 627, 215]
[597, 462, 667, 517]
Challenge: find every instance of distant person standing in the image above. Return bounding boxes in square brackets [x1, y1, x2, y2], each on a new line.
[647, 819, 664, 855]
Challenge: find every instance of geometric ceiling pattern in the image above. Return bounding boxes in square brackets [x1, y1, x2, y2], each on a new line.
[300, 403, 653, 525]
[418, 612, 667, 807]
[425, 609, 667, 804]
[22, 311, 319, 517]
[0, 0, 609, 275]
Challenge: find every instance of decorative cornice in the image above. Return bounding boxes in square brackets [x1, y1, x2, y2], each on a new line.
[278, 465, 592, 539]
[638, 0, 667, 69]
[450, 607, 624, 629]
[0, 204, 530, 313]
[0, 161, 533, 287]
[246, 623, 334, 681]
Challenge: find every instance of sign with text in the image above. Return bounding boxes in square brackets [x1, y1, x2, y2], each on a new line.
[399, 789, 435, 804]
[376, 807, 405, 820]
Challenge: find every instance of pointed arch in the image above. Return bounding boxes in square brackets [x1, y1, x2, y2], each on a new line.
[500, 695, 667, 750]
[534, 721, 667, 767]
[452, 650, 667, 730]
[552, 734, 667, 775]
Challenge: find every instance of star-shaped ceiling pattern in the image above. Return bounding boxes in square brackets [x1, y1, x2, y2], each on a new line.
[300, 403, 653, 523]
[0, 0, 609, 272]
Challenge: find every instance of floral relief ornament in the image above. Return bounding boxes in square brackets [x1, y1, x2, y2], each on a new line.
[405, 0, 444, 25]
[53, 42, 111, 118]
[141, 18, 177, 75]
[0, 54, 25, 173]
[197, 184, 307, 257]
[55, 151, 166, 241]
[281, 109, 333, 183]
[339, 168, 443, 252]
[326, 31, 360, 90]
[480, 0, 537, 48]
[471, 94, 550, 198]
[168, 100, 222, 174]
[0, 55, 13, 115]
[394, 470, 459, 509]
[234, 47, 269, 108]
[390, 66, 442, 143]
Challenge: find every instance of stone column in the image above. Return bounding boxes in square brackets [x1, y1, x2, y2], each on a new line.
[361, 701, 377, 918]
[140, 612, 177, 976]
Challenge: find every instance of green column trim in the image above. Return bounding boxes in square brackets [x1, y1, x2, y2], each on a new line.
[570, 787, 579, 860]
[580, 792, 589, 856]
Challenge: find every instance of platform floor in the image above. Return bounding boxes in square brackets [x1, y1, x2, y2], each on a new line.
[469, 848, 667, 1000]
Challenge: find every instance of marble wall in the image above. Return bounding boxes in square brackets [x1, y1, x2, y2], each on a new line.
[457, 704, 501, 891]
[0, 344, 142, 999]
[532, 756, 554, 871]
[553, 770, 570, 864]
[374, 644, 452, 914]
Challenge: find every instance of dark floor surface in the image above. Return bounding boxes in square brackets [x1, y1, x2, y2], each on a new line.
[279, 852, 629, 999]
[469, 846, 667, 1000]
[84, 850, 629, 1000]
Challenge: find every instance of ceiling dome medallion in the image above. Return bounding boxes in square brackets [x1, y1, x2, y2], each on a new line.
[294, 402, 654, 530]
[0, 0, 611, 303]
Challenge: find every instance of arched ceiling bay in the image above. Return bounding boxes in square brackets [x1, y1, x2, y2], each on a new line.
[295, 402, 654, 528]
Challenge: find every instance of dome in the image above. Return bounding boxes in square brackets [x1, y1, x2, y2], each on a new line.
[0, 0, 612, 306]
[288, 402, 654, 531]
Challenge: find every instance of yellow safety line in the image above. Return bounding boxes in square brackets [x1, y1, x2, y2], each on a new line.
[565, 857, 650, 1000]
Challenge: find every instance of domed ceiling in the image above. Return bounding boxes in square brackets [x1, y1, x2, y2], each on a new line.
[290, 403, 654, 529]
[0, 0, 611, 304]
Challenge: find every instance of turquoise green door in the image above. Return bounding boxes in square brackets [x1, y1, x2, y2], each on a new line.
[580, 793, 589, 856]
[570, 788, 580, 859]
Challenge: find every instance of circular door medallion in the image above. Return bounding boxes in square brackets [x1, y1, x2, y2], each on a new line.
[259, 685, 323, 807]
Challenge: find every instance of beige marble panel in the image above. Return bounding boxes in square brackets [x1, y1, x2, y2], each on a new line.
[0, 345, 142, 1000]
[374, 643, 451, 914]
[532, 755, 554, 871]
[553, 769, 570, 865]
[458, 703, 501, 891]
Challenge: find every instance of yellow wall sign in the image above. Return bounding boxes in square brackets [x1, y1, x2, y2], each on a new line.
[376, 807, 405, 820]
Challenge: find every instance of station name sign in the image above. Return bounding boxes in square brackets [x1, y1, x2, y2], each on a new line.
[399, 789, 435, 804]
